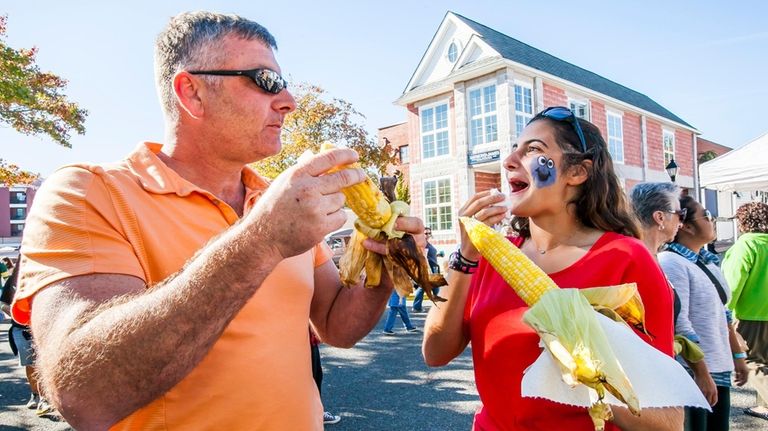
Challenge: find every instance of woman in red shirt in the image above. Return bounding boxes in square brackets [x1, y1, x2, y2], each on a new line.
[422, 107, 681, 431]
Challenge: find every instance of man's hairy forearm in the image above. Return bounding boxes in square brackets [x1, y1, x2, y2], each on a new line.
[32, 221, 284, 429]
[321, 275, 393, 348]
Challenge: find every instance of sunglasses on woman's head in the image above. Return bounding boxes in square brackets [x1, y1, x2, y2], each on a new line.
[538, 106, 588, 153]
[189, 68, 288, 94]
[666, 208, 687, 220]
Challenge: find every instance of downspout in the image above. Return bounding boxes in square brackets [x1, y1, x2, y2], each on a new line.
[640, 115, 648, 182]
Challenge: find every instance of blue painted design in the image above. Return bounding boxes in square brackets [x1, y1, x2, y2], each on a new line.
[531, 155, 556, 187]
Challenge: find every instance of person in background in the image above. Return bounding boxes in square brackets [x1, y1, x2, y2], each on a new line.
[383, 290, 420, 335]
[412, 226, 440, 313]
[12, 12, 424, 430]
[309, 326, 341, 425]
[423, 106, 682, 430]
[722, 201, 768, 421]
[0, 257, 11, 281]
[658, 196, 749, 430]
[1, 263, 54, 416]
[629, 182, 685, 255]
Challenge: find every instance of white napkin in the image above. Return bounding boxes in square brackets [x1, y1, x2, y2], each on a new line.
[522, 312, 711, 410]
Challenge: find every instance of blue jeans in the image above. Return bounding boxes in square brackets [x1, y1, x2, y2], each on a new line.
[384, 306, 414, 332]
[412, 287, 440, 311]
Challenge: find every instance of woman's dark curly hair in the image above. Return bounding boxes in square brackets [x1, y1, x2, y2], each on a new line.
[735, 202, 768, 233]
[510, 109, 640, 239]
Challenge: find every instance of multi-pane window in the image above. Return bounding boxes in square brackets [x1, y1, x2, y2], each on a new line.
[606, 112, 624, 163]
[398, 145, 410, 164]
[468, 84, 498, 148]
[420, 103, 449, 159]
[10, 223, 24, 236]
[569, 101, 589, 120]
[10, 207, 26, 220]
[514, 84, 533, 136]
[423, 178, 453, 231]
[10, 191, 26, 204]
[663, 130, 676, 168]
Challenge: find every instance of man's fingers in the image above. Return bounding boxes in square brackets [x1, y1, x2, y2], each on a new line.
[393, 215, 424, 235]
[299, 148, 359, 177]
[317, 167, 367, 195]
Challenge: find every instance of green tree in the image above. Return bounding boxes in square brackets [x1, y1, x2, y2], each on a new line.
[0, 15, 87, 148]
[698, 150, 718, 164]
[394, 172, 410, 204]
[0, 159, 38, 186]
[252, 84, 396, 179]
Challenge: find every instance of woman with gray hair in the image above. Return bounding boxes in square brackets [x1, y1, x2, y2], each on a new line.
[629, 182, 686, 253]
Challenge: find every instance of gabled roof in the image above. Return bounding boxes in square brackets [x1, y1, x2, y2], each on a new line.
[449, 12, 693, 128]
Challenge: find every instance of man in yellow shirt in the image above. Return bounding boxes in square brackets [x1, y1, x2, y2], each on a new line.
[13, 11, 423, 430]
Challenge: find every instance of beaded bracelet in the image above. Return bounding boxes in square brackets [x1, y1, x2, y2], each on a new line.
[733, 352, 747, 360]
[448, 248, 479, 274]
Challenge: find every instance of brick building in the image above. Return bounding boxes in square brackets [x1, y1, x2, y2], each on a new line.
[0, 184, 37, 244]
[383, 11, 700, 251]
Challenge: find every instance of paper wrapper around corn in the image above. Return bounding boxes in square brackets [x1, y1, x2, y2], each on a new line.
[460, 216, 710, 430]
[321, 142, 446, 301]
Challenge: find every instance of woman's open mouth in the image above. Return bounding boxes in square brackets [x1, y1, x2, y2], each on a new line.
[509, 180, 529, 193]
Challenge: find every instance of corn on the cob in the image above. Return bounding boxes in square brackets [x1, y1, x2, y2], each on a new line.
[320, 142, 392, 229]
[460, 216, 557, 305]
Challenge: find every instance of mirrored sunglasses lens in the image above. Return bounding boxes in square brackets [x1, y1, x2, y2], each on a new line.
[254, 70, 285, 94]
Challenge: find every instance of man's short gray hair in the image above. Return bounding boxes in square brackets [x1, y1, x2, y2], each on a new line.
[154, 11, 277, 121]
[629, 182, 680, 228]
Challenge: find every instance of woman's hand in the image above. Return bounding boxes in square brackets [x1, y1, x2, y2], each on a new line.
[694, 371, 718, 406]
[457, 190, 508, 261]
[734, 357, 750, 386]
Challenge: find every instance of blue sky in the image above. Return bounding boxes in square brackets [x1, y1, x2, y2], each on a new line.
[2, 0, 767, 177]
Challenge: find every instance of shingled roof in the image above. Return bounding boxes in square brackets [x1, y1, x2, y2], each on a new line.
[451, 12, 693, 128]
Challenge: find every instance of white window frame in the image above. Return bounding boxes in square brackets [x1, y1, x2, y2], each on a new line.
[569, 99, 590, 121]
[398, 145, 410, 164]
[467, 83, 498, 150]
[663, 129, 676, 168]
[514, 83, 534, 137]
[419, 101, 451, 161]
[422, 176, 454, 233]
[606, 110, 625, 164]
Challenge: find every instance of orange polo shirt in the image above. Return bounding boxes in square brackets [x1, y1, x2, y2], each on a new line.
[14, 142, 330, 430]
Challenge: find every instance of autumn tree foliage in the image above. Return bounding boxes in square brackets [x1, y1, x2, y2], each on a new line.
[253, 84, 396, 179]
[0, 15, 87, 184]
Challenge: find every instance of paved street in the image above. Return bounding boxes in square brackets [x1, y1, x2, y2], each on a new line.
[1, 307, 765, 430]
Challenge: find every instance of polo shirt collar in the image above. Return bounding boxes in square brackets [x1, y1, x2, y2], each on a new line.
[127, 142, 270, 203]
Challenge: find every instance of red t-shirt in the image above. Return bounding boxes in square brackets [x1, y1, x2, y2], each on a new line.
[463, 232, 674, 431]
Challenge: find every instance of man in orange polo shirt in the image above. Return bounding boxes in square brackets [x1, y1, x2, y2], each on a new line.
[13, 12, 423, 430]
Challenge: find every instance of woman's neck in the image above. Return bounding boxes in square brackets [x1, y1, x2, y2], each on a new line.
[527, 212, 598, 252]
[641, 229, 665, 255]
[675, 237, 706, 254]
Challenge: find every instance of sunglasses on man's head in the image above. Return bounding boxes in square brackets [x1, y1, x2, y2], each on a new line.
[538, 106, 588, 153]
[188, 68, 288, 94]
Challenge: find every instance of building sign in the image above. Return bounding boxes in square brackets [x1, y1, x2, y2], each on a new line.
[468, 149, 500, 165]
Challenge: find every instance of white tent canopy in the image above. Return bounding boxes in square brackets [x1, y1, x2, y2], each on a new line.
[700, 132, 768, 192]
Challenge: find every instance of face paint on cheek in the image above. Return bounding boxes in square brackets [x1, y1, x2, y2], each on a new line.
[531, 156, 557, 188]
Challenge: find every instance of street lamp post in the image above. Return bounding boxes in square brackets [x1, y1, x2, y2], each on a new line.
[665, 159, 679, 183]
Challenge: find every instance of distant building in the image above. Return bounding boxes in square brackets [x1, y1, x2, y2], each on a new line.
[1, 183, 38, 244]
[385, 11, 700, 250]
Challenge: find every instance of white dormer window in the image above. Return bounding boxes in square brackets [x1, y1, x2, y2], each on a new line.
[447, 41, 459, 63]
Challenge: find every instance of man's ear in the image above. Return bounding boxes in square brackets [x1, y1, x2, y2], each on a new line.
[173, 71, 205, 119]
[566, 159, 592, 186]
